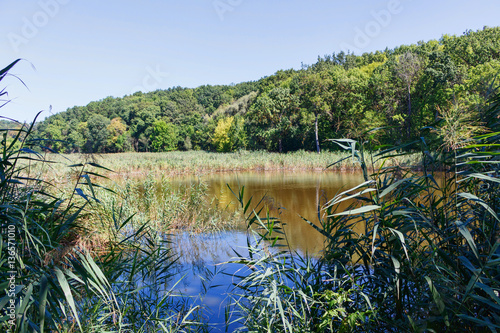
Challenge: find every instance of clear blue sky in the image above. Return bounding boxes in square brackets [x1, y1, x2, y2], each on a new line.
[1, 0, 499, 122]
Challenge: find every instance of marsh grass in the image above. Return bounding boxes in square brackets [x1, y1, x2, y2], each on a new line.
[310, 94, 500, 331]
[226, 186, 374, 332]
[0, 123, 208, 332]
[29, 149, 423, 181]
[1, 60, 207, 332]
[93, 173, 246, 234]
[227, 90, 500, 332]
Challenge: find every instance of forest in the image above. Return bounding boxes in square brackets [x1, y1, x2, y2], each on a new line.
[31, 26, 500, 154]
[2, 25, 500, 332]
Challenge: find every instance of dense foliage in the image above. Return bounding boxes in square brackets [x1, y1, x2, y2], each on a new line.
[33, 27, 500, 153]
[2, 24, 500, 331]
[230, 79, 500, 332]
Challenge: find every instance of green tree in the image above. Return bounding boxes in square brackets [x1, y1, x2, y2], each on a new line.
[393, 51, 423, 137]
[213, 117, 234, 152]
[67, 120, 87, 152]
[212, 116, 247, 152]
[107, 117, 128, 152]
[86, 114, 111, 153]
[44, 120, 65, 152]
[249, 87, 299, 152]
[150, 120, 178, 152]
[299, 72, 332, 153]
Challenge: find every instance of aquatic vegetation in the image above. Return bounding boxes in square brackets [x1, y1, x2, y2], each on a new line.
[0, 61, 204, 332]
[228, 88, 500, 331]
[30, 149, 423, 181]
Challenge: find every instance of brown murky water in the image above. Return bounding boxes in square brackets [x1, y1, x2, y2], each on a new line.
[171, 171, 365, 255]
[145, 170, 366, 331]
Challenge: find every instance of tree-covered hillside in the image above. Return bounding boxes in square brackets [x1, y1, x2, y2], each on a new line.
[35, 26, 500, 153]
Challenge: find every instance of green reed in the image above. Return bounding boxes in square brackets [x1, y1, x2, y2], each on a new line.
[32, 149, 422, 181]
[310, 98, 500, 330]
[92, 173, 246, 234]
[228, 90, 500, 332]
[0, 60, 205, 332]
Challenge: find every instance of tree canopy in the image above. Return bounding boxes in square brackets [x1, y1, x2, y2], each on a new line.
[34, 26, 500, 154]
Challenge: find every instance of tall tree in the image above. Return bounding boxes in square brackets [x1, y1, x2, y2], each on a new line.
[107, 117, 129, 152]
[393, 51, 423, 137]
[248, 87, 299, 152]
[150, 120, 178, 152]
[211, 116, 247, 152]
[86, 114, 111, 153]
[299, 73, 332, 153]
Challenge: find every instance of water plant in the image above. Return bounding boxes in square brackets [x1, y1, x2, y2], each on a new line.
[227, 186, 374, 332]
[0, 60, 203, 332]
[307, 89, 500, 331]
[227, 85, 500, 331]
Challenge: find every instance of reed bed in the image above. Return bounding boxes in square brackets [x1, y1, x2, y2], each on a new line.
[29, 149, 423, 182]
[1, 61, 210, 332]
[93, 174, 246, 234]
[227, 95, 500, 332]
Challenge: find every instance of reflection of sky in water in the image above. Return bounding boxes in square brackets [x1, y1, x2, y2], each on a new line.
[164, 171, 365, 331]
[168, 232, 253, 332]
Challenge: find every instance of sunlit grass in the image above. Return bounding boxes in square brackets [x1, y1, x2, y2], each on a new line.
[30, 149, 423, 181]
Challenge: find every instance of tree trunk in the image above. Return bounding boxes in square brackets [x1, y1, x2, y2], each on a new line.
[407, 85, 412, 138]
[279, 138, 282, 153]
[315, 113, 320, 153]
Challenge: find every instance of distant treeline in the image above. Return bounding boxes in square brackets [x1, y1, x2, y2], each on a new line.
[32, 26, 500, 153]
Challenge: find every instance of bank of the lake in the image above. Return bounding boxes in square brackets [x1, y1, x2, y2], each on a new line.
[38, 149, 422, 179]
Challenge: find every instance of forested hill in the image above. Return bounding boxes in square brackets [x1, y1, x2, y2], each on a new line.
[35, 26, 500, 153]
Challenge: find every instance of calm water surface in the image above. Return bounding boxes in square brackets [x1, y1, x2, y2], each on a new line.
[166, 171, 364, 331]
[173, 171, 364, 254]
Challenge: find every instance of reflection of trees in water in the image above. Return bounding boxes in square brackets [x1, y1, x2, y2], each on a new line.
[172, 171, 364, 255]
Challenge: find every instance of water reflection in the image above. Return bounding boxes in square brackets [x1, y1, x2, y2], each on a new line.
[172, 171, 364, 255]
[169, 232, 253, 332]
[163, 171, 365, 331]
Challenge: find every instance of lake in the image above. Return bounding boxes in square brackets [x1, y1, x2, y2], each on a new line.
[164, 170, 365, 331]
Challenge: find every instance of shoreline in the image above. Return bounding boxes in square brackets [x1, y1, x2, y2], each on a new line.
[34, 150, 423, 179]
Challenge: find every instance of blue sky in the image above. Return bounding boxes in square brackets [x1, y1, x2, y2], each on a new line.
[1, 0, 499, 122]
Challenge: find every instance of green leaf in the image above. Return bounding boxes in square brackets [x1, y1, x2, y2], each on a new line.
[331, 205, 380, 217]
[455, 220, 479, 260]
[39, 275, 49, 332]
[55, 269, 82, 332]
[458, 192, 500, 222]
[425, 276, 448, 326]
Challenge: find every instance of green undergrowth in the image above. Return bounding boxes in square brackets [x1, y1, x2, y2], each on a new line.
[227, 86, 500, 332]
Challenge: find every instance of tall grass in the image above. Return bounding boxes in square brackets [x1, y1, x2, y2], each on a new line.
[228, 89, 500, 331]
[227, 187, 374, 332]
[311, 93, 500, 331]
[0, 60, 204, 332]
[93, 173, 246, 233]
[32, 150, 423, 180]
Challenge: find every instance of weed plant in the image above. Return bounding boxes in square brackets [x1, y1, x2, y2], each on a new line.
[229, 90, 500, 331]
[0, 60, 204, 332]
